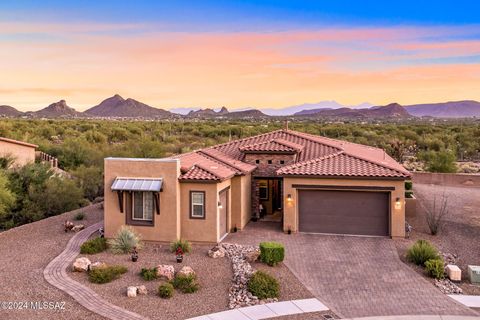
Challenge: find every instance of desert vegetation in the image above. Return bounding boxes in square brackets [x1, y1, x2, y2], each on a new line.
[0, 118, 478, 229]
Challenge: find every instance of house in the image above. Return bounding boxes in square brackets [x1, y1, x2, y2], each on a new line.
[0, 137, 38, 167]
[104, 129, 410, 242]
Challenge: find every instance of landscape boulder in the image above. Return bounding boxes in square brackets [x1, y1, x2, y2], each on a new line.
[137, 285, 148, 295]
[156, 265, 175, 281]
[177, 266, 195, 277]
[72, 257, 91, 272]
[245, 249, 260, 263]
[127, 286, 137, 298]
[72, 224, 85, 232]
[64, 220, 74, 232]
[208, 245, 226, 259]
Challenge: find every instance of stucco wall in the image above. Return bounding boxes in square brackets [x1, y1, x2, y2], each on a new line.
[283, 177, 406, 238]
[104, 158, 181, 242]
[0, 140, 36, 167]
[231, 174, 252, 231]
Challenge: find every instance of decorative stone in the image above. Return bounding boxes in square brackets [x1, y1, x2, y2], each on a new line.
[156, 264, 175, 281]
[208, 245, 226, 258]
[137, 285, 148, 295]
[245, 249, 260, 263]
[64, 220, 74, 232]
[72, 257, 91, 272]
[446, 264, 462, 282]
[72, 224, 85, 232]
[127, 286, 137, 298]
[177, 266, 195, 277]
[89, 262, 107, 271]
[434, 279, 463, 294]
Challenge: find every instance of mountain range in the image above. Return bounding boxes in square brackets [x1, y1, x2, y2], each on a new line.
[1, 95, 480, 119]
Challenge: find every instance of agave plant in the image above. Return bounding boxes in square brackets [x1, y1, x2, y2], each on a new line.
[108, 226, 143, 254]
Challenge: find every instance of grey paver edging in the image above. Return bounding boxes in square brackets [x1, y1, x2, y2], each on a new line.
[186, 298, 328, 320]
[43, 221, 148, 320]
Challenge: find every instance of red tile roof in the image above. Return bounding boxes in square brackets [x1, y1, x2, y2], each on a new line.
[173, 129, 410, 181]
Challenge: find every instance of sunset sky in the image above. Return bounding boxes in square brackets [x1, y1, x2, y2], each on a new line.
[1, 1, 480, 111]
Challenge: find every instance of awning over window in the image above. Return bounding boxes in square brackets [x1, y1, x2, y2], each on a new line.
[111, 178, 163, 192]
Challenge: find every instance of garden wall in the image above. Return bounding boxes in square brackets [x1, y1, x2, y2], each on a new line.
[412, 172, 480, 188]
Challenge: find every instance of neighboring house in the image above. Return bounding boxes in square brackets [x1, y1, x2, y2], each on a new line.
[0, 137, 38, 167]
[104, 129, 410, 243]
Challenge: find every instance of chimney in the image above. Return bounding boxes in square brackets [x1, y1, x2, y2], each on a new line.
[284, 120, 289, 131]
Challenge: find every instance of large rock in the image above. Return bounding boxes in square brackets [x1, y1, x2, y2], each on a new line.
[208, 245, 226, 258]
[156, 265, 175, 281]
[72, 224, 85, 232]
[89, 262, 107, 271]
[127, 286, 137, 298]
[137, 285, 148, 295]
[73, 257, 91, 272]
[177, 266, 195, 277]
[245, 249, 260, 263]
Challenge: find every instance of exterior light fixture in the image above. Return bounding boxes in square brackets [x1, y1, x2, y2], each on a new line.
[395, 197, 402, 210]
[218, 201, 223, 209]
[287, 194, 293, 203]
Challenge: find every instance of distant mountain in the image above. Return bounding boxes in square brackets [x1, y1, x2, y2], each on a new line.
[261, 101, 373, 116]
[405, 100, 480, 118]
[84, 94, 172, 118]
[31, 100, 83, 118]
[295, 103, 412, 119]
[0, 105, 23, 117]
[187, 106, 229, 118]
[226, 109, 267, 118]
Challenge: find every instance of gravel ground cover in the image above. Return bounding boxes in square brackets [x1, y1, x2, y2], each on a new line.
[395, 184, 480, 295]
[71, 240, 318, 319]
[0, 204, 104, 320]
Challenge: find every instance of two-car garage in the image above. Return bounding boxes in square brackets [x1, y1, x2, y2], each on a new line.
[297, 189, 390, 236]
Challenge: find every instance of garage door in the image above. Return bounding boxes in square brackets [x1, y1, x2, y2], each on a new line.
[298, 190, 389, 236]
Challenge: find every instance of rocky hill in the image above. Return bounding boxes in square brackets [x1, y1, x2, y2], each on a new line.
[295, 103, 412, 119]
[405, 100, 480, 118]
[0, 105, 23, 117]
[30, 100, 83, 118]
[84, 94, 172, 118]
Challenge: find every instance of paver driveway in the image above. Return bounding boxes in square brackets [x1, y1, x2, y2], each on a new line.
[225, 222, 477, 318]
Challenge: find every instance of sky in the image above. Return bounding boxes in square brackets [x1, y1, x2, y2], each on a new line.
[1, 1, 480, 111]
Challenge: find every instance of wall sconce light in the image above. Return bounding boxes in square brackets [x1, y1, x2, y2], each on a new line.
[395, 197, 402, 210]
[218, 201, 223, 209]
[287, 194, 293, 203]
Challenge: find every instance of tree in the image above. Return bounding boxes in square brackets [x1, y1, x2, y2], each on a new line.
[0, 170, 15, 220]
[72, 165, 104, 201]
[425, 150, 457, 173]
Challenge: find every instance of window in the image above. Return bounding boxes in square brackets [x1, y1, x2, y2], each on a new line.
[132, 192, 153, 221]
[190, 191, 205, 219]
[267, 160, 272, 164]
[259, 181, 268, 200]
[279, 160, 285, 165]
[255, 159, 260, 164]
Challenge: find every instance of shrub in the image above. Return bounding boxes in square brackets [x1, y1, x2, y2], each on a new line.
[259, 242, 285, 266]
[74, 212, 85, 220]
[425, 193, 449, 235]
[158, 283, 174, 298]
[108, 226, 143, 254]
[425, 258, 445, 279]
[89, 265, 128, 284]
[140, 267, 158, 281]
[405, 181, 413, 191]
[406, 240, 439, 266]
[171, 274, 199, 293]
[247, 271, 280, 299]
[80, 237, 107, 254]
[170, 239, 191, 254]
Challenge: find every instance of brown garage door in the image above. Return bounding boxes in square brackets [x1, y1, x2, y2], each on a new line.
[298, 190, 389, 236]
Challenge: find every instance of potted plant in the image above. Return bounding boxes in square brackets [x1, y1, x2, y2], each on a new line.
[131, 246, 138, 262]
[176, 247, 184, 263]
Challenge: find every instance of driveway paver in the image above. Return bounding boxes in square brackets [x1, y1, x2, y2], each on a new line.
[225, 222, 477, 318]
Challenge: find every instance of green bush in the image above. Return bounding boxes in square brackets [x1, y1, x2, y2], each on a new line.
[158, 283, 174, 298]
[170, 239, 191, 254]
[247, 271, 280, 299]
[406, 240, 439, 266]
[425, 258, 445, 279]
[89, 265, 128, 284]
[170, 274, 199, 293]
[108, 226, 143, 254]
[405, 181, 413, 190]
[80, 237, 107, 254]
[259, 242, 285, 266]
[140, 267, 158, 281]
[74, 212, 85, 220]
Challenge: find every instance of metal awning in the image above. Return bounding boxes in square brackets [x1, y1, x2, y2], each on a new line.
[111, 178, 163, 192]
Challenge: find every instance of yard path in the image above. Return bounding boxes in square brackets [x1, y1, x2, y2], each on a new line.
[43, 221, 148, 320]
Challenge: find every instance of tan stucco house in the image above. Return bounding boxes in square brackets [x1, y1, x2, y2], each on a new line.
[0, 137, 38, 167]
[104, 129, 410, 243]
